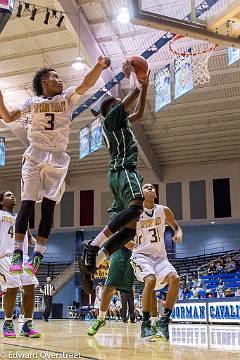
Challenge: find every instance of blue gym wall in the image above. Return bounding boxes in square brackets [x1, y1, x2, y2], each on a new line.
[177, 224, 240, 258]
[44, 232, 77, 262]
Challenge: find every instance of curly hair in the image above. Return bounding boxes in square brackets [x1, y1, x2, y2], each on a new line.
[0, 191, 7, 210]
[100, 96, 116, 117]
[32, 68, 55, 96]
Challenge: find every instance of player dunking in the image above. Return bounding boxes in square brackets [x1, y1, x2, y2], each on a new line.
[131, 184, 182, 340]
[80, 70, 150, 294]
[0, 191, 40, 338]
[0, 56, 110, 276]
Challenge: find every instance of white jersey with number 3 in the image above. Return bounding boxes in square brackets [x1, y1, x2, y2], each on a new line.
[19, 87, 80, 152]
[133, 204, 167, 258]
[0, 210, 28, 258]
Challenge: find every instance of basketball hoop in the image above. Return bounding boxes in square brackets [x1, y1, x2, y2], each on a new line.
[169, 34, 218, 86]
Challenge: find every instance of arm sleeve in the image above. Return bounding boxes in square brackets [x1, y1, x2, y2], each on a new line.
[64, 86, 81, 107]
[104, 102, 128, 131]
[18, 99, 32, 116]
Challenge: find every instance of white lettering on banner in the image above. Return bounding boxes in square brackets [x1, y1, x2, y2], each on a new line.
[171, 303, 207, 322]
[208, 302, 240, 323]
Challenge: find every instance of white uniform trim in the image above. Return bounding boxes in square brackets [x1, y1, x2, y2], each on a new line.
[124, 169, 135, 198]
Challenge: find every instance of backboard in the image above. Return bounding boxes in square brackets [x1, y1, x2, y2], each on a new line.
[127, 0, 240, 47]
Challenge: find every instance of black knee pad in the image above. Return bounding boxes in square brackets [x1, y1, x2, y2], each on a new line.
[104, 228, 136, 256]
[38, 197, 56, 238]
[108, 204, 143, 234]
[15, 200, 35, 235]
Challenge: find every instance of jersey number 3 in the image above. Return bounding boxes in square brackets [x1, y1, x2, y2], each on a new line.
[45, 113, 55, 130]
[8, 225, 14, 239]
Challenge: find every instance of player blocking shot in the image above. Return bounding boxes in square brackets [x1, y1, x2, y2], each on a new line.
[79, 67, 150, 294]
[131, 184, 182, 340]
[0, 56, 110, 276]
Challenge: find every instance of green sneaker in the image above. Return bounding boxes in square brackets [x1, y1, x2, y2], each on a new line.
[87, 318, 106, 336]
[155, 316, 170, 340]
[141, 320, 157, 339]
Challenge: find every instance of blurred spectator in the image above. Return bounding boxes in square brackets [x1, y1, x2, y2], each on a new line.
[216, 279, 225, 298]
[225, 257, 237, 274]
[196, 284, 206, 299]
[224, 288, 233, 298]
[215, 261, 225, 274]
[207, 262, 216, 275]
[183, 287, 193, 300]
[235, 287, 240, 297]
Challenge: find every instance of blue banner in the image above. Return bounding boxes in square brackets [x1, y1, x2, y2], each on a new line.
[174, 57, 193, 99]
[0, 137, 5, 167]
[79, 127, 89, 159]
[154, 64, 171, 112]
[91, 118, 102, 153]
[228, 47, 240, 65]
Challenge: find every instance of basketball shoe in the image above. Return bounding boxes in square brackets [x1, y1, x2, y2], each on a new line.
[23, 252, 43, 276]
[141, 320, 157, 339]
[3, 320, 16, 338]
[20, 320, 41, 338]
[87, 318, 106, 336]
[9, 249, 23, 275]
[155, 316, 170, 340]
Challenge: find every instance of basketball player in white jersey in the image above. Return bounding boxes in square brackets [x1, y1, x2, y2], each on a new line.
[131, 184, 182, 340]
[93, 282, 104, 317]
[0, 191, 40, 338]
[0, 56, 110, 276]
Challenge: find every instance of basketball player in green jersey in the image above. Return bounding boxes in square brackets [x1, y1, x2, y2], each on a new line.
[79, 70, 150, 293]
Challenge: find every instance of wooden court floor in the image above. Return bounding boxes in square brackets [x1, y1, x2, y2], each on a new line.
[0, 320, 239, 360]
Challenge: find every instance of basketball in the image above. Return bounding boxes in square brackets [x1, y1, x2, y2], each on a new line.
[130, 56, 148, 81]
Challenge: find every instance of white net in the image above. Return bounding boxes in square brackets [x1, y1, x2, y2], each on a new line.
[169, 36, 217, 87]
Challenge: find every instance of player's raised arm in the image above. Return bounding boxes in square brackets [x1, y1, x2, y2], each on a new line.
[75, 56, 111, 95]
[164, 206, 183, 244]
[0, 90, 21, 123]
[128, 70, 150, 123]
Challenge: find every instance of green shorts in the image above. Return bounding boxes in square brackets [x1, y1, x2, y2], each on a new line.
[108, 168, 143, 211]
[105, 248, 134, 292]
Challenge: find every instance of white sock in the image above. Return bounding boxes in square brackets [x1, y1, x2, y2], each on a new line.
[152, 316, 158, 323]
[96, 250, 107, 268]
[14, 240, 24, 250]
[5, 317, 13, 321]
[91, 232, 108, 247]
[99, 310, 107, 320]
[34, 244, 46, 255]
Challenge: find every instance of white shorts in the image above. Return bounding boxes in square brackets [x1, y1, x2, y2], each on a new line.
[0, 255, 39, 291]
[131, 253, 177, 290]
[94, 298, 101, 309]
[21, 146, 70, 203]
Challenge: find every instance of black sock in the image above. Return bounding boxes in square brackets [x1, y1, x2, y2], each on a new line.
[164, 308, 172, 317]
[142, 312, 150, 322]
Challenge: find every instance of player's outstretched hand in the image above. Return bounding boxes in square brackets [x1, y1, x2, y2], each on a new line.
[122, 59, 132, 78]
[138, 70, 150, 87]
[98, 55, 111, 69]
[124, 240, 137, 250]
[172, 232, 183, 244]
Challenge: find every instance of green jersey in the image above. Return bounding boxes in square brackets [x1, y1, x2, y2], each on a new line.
[102, 102, 138, 171]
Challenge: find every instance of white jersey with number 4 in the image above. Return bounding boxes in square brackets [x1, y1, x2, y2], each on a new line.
[19, 87, 80, 152]
[133, 204, 167, 258]
[0, 210, 28, 258]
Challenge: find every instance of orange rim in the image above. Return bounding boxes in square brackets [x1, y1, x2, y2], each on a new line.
[169, 34, 218, 57]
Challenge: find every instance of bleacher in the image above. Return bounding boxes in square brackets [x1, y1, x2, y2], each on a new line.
[171, 249, 240, 278]
[201, 272, 240, 291]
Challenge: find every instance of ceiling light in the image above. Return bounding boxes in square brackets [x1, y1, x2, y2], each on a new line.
[56, 14, 64, 28]
[72, 61, 85, 71]
[117, 7, 130, 24]
[30, 7, 37, 21]
[44, 9, 50, 25]
[211, 221, 215, 224]
[16, 2, 23, 17]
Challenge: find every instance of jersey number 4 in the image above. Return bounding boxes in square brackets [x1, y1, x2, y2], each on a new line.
[8, 225, 14, 239]
[45, 113, 55, 130]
